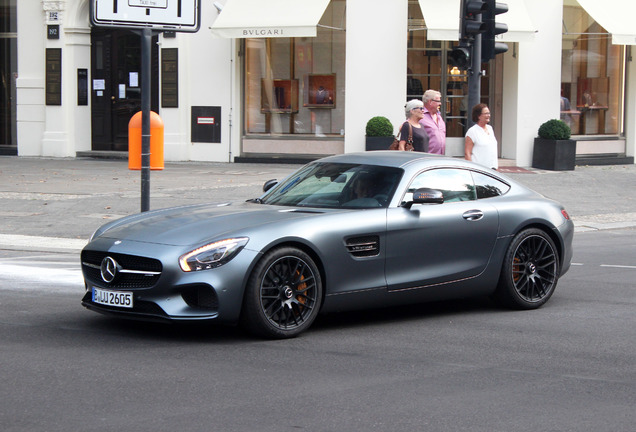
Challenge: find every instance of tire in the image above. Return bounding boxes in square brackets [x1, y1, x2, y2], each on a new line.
[493, 228, 559, 309]
[241, 247, 323, 338]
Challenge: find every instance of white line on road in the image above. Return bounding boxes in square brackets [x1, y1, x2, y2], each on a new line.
[600, 264, 636, 270]
[0, 263, 84, 292]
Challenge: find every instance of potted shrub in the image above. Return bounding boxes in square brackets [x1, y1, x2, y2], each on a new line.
[365, 116, 395, 151]
[532, 119, 576, 171]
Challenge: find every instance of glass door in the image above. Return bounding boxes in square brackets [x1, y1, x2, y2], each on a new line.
[0, 0, 17, 152]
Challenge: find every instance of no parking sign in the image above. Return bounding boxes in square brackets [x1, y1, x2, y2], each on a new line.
[91, 0, 201, 31]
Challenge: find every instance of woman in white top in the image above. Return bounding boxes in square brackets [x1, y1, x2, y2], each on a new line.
[464, 103, 498, 170]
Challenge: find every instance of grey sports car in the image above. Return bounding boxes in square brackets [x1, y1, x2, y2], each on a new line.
[81, 151, 574, 338]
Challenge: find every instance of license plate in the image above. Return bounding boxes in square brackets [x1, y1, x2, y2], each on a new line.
[92, 287, 133, 309]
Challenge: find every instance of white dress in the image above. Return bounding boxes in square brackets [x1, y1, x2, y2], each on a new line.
[466, 124, 498, 169]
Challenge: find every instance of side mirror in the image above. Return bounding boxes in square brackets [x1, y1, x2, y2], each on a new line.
[402, 188, 444, 209]
[263, 179, 278, 193]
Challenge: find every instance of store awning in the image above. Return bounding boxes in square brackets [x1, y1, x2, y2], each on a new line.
[418, 0, 536, 43]
[209, 0, 331, 38]
[576, 0, 636, 45]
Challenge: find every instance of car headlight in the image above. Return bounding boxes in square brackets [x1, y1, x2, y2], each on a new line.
[179, 237, 249, 272]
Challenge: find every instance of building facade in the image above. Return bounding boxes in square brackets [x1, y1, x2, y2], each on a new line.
[2, 0, 635, 166]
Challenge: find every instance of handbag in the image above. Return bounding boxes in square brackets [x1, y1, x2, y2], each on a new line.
[388, 122, 414, 151]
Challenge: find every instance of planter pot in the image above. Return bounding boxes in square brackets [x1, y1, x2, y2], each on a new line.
[365, 136, 394, 151]
[532, 138, 576, 171]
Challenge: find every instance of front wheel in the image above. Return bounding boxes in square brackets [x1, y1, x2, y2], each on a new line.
[493, 228, 559, 309]
[241, 247, 323, 338]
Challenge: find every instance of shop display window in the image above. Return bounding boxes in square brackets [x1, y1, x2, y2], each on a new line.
[304, 74, 335, 108]
[561, 4, 625, 136]
[244, 1, 345, 136]
[406, 1, 492, 139]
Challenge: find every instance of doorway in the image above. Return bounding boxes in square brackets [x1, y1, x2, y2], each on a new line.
[0, 0, 17, 154]
[90, 28, 158, 151]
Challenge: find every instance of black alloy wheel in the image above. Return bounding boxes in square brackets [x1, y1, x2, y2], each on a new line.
[242, 247, 323, 338]
[494, 228, 559, 309]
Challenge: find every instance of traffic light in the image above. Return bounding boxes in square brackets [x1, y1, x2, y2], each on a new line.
[481, 0, 509, 62]
[449, 45, 472, 69]
[451, 1, 488, 70]
[460, 0, 487, 42]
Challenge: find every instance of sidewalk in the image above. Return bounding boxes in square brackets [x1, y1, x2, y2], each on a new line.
[1, 156, 635, 253]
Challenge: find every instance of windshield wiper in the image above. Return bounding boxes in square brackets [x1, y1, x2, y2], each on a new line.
[246, 198, 262, 204]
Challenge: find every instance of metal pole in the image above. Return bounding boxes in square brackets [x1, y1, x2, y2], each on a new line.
[467, 19, 482, 130]
[140, 27, 151, 212]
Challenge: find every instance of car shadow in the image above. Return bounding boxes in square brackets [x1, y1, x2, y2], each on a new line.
[81, 297, 501, 342]
[82, 315, 251, 343]
[312, 297, 500, 332]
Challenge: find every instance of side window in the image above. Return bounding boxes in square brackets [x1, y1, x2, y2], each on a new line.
[471, 171, 511, 199]
[404, 168, 476, 203]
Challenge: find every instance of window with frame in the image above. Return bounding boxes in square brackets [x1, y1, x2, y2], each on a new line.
[471, 171, 510, 199]
[407, 1, 491, 139]
[405, 168, 476, 204]
[561, 2, 625, 136]
[244, 0, 345, 137]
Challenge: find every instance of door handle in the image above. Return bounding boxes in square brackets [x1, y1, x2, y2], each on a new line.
[462, 210, 484, 221]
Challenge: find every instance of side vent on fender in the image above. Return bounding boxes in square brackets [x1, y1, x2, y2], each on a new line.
[345, 235, 380, 258]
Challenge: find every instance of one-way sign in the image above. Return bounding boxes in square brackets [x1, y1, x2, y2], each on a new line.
[91, 0, 200, 32]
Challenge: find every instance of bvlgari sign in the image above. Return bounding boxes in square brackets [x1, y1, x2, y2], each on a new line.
[91, 0, 200, 32]
[242, 29, 285, 37]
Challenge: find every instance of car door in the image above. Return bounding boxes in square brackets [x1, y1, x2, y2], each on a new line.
[385, 168, 499, 291]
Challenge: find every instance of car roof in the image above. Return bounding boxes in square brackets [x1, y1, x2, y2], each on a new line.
[313, 152, 519, 188]
[317, 151, 473, 170]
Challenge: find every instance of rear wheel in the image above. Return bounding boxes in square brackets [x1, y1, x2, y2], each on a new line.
[493, 228, 559, 309]
[241, 247, 322, 338]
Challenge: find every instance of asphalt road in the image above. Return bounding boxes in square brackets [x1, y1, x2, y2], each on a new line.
[1, 228, 635, 432]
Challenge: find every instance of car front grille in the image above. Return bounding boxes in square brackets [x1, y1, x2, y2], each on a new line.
[81, 250, 163, 289]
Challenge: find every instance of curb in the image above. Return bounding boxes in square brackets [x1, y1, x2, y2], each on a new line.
[0, 234, 87, 254]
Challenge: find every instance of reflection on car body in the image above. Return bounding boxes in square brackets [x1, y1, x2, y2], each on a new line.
[81, 151, 574, 338]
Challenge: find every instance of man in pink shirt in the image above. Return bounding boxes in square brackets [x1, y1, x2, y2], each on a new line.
[419, 89, 446, 154]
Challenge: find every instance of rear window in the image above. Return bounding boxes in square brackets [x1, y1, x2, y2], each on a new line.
[471, 171, 510, 199]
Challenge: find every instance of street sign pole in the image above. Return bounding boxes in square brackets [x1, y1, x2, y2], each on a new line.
[140, 27, 151, 212]
[90, 0, 200, 212]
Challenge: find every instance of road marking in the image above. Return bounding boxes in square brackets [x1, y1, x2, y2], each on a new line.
[0, 263, 83, 292]
[571, 263, 636, 269]
[600, 264, 636, 270]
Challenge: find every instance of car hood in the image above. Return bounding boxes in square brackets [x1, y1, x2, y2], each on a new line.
[93, 201, 331, 247]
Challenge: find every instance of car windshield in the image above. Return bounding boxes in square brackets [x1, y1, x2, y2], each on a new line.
[261, 162, 403, 209]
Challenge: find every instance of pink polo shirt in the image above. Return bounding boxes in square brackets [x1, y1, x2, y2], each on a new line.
[419, 107, 446, 154]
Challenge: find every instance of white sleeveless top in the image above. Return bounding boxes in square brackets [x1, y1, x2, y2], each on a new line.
[466, 124, 498, 169]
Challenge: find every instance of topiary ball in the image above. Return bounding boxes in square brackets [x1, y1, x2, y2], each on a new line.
[538, 119, 571, 140]
[365, 116, 394, 137]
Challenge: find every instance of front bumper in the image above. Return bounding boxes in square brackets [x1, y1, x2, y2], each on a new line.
[80, 237, 261, 324]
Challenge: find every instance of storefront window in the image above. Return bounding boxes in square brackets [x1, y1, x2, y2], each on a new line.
[244, 0, 345, 137]
[561, 3, 625, 136]
[407, 1, 490, 139]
